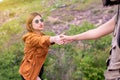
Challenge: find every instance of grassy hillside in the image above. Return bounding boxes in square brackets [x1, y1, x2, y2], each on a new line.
[0, 0, 112, 80]
[0, 0, 102, 52]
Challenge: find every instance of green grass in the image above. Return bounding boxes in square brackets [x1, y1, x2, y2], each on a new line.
[0, 18, 24, 52]
[66, 21, 95, 35]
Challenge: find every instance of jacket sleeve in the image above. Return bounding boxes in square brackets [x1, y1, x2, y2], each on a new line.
[26, 34, 51, 48]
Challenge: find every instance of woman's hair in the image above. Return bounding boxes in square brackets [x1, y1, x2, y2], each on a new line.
[26, 12, 42, 32]
[102, 0, 120, 6]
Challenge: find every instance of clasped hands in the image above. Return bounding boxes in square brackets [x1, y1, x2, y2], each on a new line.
[53, 34, 73, 45]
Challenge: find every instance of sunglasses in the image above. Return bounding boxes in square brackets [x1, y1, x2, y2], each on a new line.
[34, 19, 44, 24]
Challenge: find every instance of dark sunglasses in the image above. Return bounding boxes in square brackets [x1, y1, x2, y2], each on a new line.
[34, 19, 44, 24]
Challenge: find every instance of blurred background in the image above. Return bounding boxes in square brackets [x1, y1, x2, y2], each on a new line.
[0, 0, 117, 80]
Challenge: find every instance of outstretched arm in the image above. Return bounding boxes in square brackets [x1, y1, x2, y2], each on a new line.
[62, 15, 116, 41]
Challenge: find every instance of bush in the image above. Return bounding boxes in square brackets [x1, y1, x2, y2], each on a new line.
[43, 22, 111, 80]
[0, 42, 24, 80]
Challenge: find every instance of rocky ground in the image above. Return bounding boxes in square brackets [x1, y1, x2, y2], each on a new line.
[45, 3, 117, 34]
[0, 2, 117, 34]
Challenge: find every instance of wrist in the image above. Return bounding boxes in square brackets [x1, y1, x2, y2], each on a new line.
[50, 36, 59, 43]
[50, 36, 56, 43]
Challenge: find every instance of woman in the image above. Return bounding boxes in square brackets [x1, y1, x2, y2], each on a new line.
[19, 12, 63, 80]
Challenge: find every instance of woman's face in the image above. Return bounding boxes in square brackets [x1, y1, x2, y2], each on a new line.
[32, 15, 44, 31]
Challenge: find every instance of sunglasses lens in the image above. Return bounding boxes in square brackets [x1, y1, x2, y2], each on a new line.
[40, 19, 44, 22]
[34, 19, 44, 24]
[35, 20, 39, 23]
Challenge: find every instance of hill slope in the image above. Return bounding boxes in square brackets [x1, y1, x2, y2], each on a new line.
[0, 0, 116, 80]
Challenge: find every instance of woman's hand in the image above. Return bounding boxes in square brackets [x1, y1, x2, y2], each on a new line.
[60, 34, 74, 44]
[54, 35, 64, 45]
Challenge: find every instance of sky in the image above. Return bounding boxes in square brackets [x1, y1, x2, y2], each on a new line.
[0, 0, 3, 2]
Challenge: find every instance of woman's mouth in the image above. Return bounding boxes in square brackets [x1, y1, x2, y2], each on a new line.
[39, 26, 42, 28]
[39, 24, 43, 28]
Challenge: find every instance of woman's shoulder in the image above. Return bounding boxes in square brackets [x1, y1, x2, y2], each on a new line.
[22, 32, 36, 42]
[23, 32, 38, 37]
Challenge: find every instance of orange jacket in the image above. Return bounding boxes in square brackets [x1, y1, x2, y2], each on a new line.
[19, 32, 50, 80]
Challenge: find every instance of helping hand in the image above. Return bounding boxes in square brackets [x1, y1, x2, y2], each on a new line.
[54, 35, 64, 45]
[59, 34, 74, 44]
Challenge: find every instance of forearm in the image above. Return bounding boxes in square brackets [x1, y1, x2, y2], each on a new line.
[71, 29, 100, 41]
[71, 15, 116, 41]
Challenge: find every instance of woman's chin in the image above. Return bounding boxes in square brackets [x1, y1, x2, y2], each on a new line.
[39, 28, 43, 30]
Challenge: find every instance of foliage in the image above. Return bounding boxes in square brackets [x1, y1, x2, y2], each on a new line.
[43, 22, 111, 80]
[0, 0, 112, 80]
[0, 18, 24, 51]
[0, 42, 24, 80]
[0, 19, 111, 80]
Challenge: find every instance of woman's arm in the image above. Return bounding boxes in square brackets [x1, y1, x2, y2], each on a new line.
[63, 15, 116, 41]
